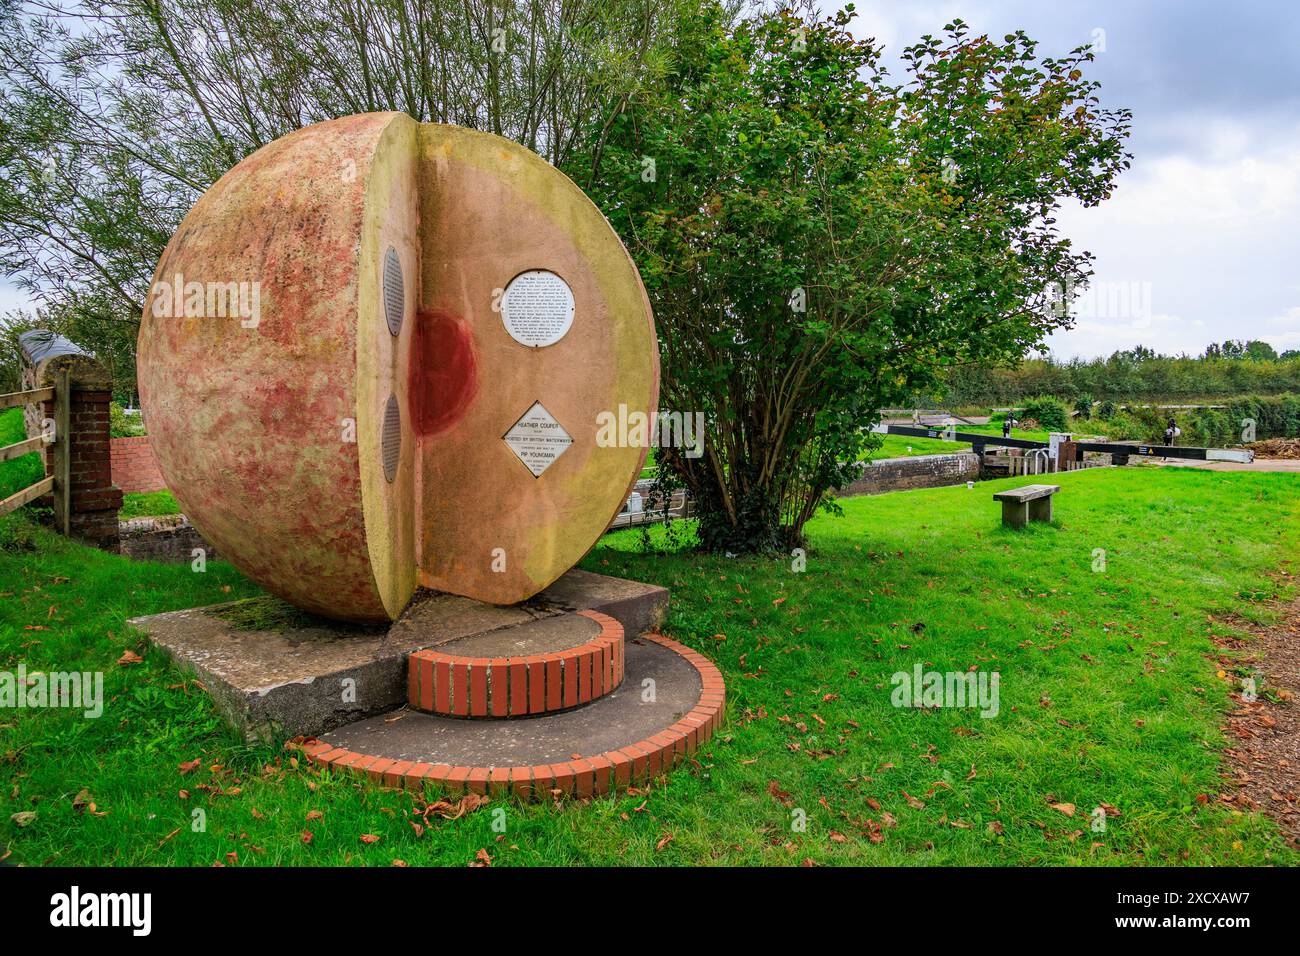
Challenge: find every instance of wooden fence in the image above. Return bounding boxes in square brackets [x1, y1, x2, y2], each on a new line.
[0, 367, 70, 532]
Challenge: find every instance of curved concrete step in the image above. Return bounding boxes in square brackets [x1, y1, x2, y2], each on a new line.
[305, 634, 724, 798]
[406, 609, 623, 718]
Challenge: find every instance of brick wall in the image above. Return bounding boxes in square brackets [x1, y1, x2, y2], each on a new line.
[111, 435, 167, 493]
[119, 515, 216, 562]
[838, 452, 982, 497]
[37, 384, 123, 549]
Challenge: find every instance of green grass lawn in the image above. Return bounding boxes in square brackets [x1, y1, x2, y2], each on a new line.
[1, 466, 1297, 866]
[118, 490, 181, 520]
[0, 408, 44, 501]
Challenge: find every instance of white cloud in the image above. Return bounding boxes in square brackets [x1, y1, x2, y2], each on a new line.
[1075, 130, 1300, 229]
[1045, 125, 1300, 357]
[1260, 307, 1300, 350]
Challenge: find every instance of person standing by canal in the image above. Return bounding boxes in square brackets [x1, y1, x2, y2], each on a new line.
[1164, 417, 1182, 461]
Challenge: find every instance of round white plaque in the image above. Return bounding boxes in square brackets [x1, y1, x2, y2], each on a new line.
[500, 270, 575, 347]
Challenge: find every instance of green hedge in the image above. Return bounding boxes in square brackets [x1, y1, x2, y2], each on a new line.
[1095, 394, 1300, 446]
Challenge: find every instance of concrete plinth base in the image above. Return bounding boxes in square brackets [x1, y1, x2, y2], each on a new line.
[129, 569, 668, 740]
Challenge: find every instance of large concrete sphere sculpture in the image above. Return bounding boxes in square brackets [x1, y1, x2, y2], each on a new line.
[138, 113, 658, 622]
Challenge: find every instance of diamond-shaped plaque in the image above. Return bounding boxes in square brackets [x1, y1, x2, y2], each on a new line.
[503, 401, 572, 477]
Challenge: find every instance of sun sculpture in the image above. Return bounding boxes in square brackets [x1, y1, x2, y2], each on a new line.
[138, 113, 658, 622]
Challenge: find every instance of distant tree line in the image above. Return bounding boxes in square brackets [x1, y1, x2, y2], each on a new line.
[935, 343, 1300, 406]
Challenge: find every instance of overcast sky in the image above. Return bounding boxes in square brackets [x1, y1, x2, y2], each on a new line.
[4, 1, 1297, 360]
[832, 0, 1300, 359]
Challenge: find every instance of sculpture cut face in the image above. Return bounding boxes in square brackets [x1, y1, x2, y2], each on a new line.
[138, 113, 658, 622]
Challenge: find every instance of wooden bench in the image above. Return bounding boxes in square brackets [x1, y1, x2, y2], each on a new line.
[993, 483, 1060, 528]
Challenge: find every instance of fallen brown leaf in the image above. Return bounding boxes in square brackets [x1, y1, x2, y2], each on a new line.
[767, 780, 793, 807]
[419, 793, 488, 822]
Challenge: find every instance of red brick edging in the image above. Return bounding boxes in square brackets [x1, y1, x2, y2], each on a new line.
[406, 609, 624, 718]
[301, 633, 725, 799]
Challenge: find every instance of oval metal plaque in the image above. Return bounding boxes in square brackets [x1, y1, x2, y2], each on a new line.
[383, 247, 404, 337]
[381, 394, 401, 483]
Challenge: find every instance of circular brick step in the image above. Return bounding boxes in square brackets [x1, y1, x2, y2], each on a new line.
[406, 609, 623, 718]
[304, 634, 724, 799]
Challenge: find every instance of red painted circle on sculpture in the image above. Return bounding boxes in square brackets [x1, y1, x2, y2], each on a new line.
[409, 309, 478, 437]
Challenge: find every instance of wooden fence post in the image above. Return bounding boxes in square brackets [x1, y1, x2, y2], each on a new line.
[55, 366, 71, 535]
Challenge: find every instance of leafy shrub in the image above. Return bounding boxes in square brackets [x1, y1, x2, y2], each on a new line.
[1097, 400, 1117, 419]
[1098, 410, 1147, 442]
[1225, 394, 1300, 440]
[109, 401, 146, 438]
[1183, 408, 1232, 447]
[1073, 395, 1094, 419]
[1019, 396, 1069, 432]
